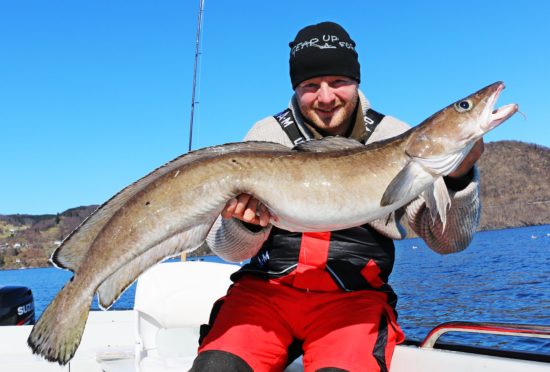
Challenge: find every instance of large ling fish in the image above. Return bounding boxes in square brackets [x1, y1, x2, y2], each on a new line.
[28, 81, 517, 364]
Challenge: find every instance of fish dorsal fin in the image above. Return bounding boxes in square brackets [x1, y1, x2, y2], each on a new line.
[293, 136, 364, 152]
[52, 141, 290, 272]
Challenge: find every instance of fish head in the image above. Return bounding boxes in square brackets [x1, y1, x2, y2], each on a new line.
[407, 81, 518, 159]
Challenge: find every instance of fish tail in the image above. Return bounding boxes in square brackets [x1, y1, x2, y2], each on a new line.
[27, 279, 93, 365]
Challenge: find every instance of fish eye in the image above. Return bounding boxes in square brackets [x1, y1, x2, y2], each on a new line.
[454, 99, 473, 112]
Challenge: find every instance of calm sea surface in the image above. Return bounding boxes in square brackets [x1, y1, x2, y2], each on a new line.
[1, 225, 549, 353]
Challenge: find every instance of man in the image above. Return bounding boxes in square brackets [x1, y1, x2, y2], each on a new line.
[190, 22, 482, 372]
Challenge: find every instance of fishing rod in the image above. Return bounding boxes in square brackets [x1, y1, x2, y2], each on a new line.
[188, 0, 205, 152]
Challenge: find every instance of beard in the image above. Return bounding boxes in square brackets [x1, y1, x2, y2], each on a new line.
[298, 90, 359, 136]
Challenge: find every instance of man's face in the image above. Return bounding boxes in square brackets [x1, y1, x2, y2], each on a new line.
[295, 76, 359, 136]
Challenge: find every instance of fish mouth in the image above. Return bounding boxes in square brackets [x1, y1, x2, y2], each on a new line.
[487, 103, 518, 131]
[482, 82, 519, 131]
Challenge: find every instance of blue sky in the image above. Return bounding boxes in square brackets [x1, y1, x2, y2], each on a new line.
[1, 0, 549, 215]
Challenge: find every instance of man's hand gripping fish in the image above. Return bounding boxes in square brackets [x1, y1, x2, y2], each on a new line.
[27, 81, 518, 364]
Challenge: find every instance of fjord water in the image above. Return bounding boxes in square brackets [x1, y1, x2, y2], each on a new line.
[392, 224, 549, 353]
[1, 225, 548, 353]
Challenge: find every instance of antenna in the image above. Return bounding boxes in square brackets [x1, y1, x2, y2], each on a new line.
[188, 0, 205, 152]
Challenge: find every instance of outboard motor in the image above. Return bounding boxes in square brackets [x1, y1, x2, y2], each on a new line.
[0, 286, 35, 326]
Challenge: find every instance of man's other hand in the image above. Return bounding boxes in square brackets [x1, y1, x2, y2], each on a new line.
[222, 193, 271, 227]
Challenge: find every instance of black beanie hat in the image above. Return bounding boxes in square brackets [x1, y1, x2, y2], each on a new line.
[289, 21, 360, 89]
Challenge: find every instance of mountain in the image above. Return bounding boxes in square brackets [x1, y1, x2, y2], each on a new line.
[477, 141, 549, 229]
[1, 141, 549, 269]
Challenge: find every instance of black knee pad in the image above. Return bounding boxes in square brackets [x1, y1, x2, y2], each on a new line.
[315, 368, 349, 372]
[189, 350, 253, 372]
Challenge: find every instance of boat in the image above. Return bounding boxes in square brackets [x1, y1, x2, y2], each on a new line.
[1, 260, 548, 371]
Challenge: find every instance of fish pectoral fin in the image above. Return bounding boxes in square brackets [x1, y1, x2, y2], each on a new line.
[381, 161, 434, 207]
[422, 177, 451, 230]
[293, 136, 364, 152]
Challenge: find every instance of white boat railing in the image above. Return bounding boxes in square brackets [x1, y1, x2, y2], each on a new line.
[420, 321, 550, 348]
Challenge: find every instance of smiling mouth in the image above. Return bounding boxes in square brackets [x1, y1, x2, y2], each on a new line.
[316, 107, 339, 115]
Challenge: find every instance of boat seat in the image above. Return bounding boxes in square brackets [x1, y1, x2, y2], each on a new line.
[133, 261, 239, 372]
